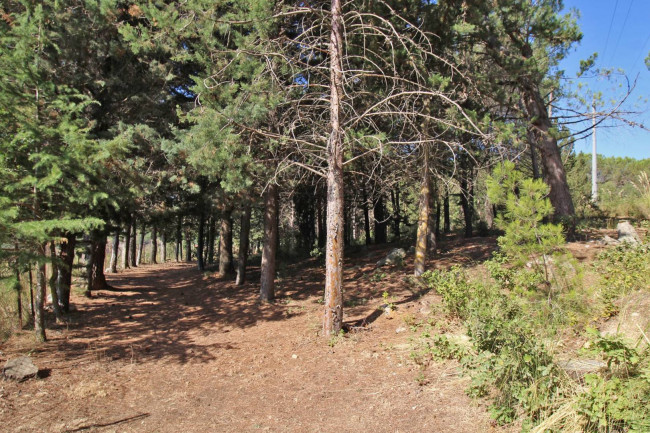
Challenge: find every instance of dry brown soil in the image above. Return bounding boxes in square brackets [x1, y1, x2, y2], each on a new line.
[1, 239, 511, 433]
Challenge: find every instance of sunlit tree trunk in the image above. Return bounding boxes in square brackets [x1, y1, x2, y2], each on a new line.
[323, 0, 344, 336]
[151, 226, 158, 264]
[260, 184, 279, 301]
[161, 230, 167, 263]
[136, 223, 145, 265]
[48, 242, 62, 320]
[414, 146, 430, 277]
[108, 230, 119, 273]
[123, 221, 131, 269]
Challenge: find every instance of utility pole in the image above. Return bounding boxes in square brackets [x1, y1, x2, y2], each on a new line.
[591, 104, 598, 203]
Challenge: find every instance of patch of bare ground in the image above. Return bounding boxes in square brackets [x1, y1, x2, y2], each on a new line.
[1, 240, 508, 433]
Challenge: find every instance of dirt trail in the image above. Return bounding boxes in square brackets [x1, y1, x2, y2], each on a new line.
[1, 253, 498, 433]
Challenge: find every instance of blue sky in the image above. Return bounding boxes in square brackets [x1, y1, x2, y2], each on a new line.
[559, 0, 650, 160]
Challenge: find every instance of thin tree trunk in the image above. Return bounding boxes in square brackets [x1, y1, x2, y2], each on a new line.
[260, 184, 279, 301]
[35, 242, 47, 342]
[176, 216, 182, 262]
[414, 146, 430, 277]
[460, 177, 474, 238]
[185, 225, 192, 262]
[427, 177, 437, 255]
[443, 193, 450, 233]
[323, 0, 344, 336]
[15, 267, 22, 329]
[528, 128, 541, 179]
[207, 217, 215, 264]
[362, 185, 371, 245]
[136, 223, 145, 265]
[130, 216, 137, 267]
[109, 230, 119, 273]
[236, 203, 252, 286]
[48, 242, 62, 321]
[57, 234, 76, 313]
[161, 230, 167, 263]
[151, 226, 158, 264]
[29, 266, 34, 321]
[123, 221, 131, 269]
[197, 211, 205, 271]
[391, 188, 401, 241]
[218, 206, 234, 275]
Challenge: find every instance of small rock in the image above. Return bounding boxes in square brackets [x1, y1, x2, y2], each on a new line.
[601, 235, 619, 246]
[376, 248, 406, 268]
[3, 356, 39, 382]
[617, 221, 641, 244]
[395, 327, 407, 334]
[291, 354, 298, 359]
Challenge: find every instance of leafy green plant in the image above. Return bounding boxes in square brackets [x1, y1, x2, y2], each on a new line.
[421, 266, 477, 319]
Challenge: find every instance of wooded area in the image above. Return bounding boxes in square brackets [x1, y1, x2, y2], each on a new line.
[1, 2, 650, 432]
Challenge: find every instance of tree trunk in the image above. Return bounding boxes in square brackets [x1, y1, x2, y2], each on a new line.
[151, 226, 158, 264]
[391, 188, 401, 241]
[236, 203, 252, 286]
[460, 177, 474, 238]
[123, 221, 131, 269]
[528, 127, 541, 179]
[362, 185, 371, 245]
[525, 90, 575, 220]
[427, 177, 437, 255]
[29, 266, 35, 321]
[185, 225, 192, 262]
[219, 207, 234, 275]
[161, 230, 167, 263]
[90, 234, 110, 292]
[207, 217, 216, 264]
[48, 242, 62, 321]
[260, 184, 279, 301]
[317, 191, 326, 248]
[374, 193, 387, 244]
[443, 193, 450, 233]
[57, 234, 76, 313]
[414, 147, 430, 277]
[108, 230, 119, 273]
[35, 242, 47, 342]
[197, 210, 205, 271]
[15, 267, 22, 329]
[176, 216, 182, 262]
[130, 216, 137, 267]
[136, 223, 145, 265]
[323, 0, 344, 336]
[435, 198, 442, 238]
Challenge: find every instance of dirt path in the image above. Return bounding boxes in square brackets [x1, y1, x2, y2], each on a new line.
[1, 252, 499, 433]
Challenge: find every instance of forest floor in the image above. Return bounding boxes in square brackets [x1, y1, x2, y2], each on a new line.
[0, 235, 612, 433]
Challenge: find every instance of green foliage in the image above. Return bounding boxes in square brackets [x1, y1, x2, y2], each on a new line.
[421, 266, 477, 319]
[594, 243, 650, 313]
[577, 331, 650, 433]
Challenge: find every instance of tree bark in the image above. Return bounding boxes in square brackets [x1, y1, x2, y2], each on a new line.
[185, 225, 192, 262]
[176, 215, 182, 262]
[443, 193, 450, 233]
[48, 242, 62, 320]
[207, 217, 216, 264]
[123, 221, 131, 269]
[391, 188, 401, 241]
[35, 242, 47, 342]
[136, 223, 145, 265]
[90, 234, 110, 292]
[108, 230, 119, 273]
[427, 177, 437, 255]
[151, 225, 158, 264]
[524, 90, 575, 220]
[460, 177, 474, 238]
[130, 216, 137, 267]
[414, 147, 430, 277]
[374, 193, 387, 244]
[15, 267, 22, 329]
[260, 184, 279, 301]
[57, 234, 76, 313]
[197, 210, 205, 271]
[219, 207, 234, 275]
[323, 0, 344, 336]
[161, 230, 167, 263]
[362, 185, 371, 245]
[236, 203, 252, 286]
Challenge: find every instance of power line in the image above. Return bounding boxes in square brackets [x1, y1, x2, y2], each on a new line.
[602, 0, 620, 63]
[610, 0, 634, 66]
